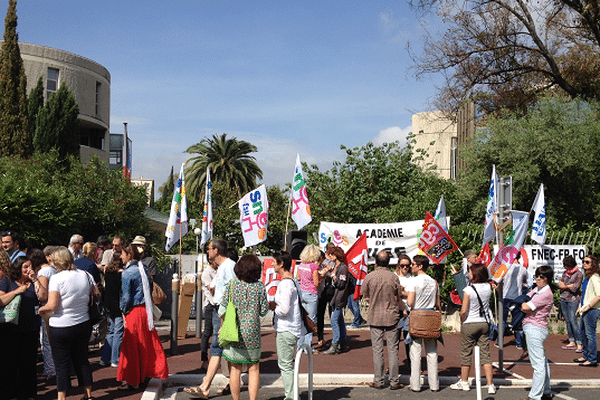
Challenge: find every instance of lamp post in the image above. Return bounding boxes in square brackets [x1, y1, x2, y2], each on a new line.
[194, 227, 201, 254]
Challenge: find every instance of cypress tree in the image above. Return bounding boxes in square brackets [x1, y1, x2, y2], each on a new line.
[0, 0, 30, 157]
[34, 82, 80, 159]
[28, 76, 43, 145]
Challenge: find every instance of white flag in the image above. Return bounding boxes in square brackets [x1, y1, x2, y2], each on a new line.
[200, 167, 213, 248]
[165, 163, 188, 251]
[434, 195, 448, 232]
[482, 165, 498, 247]
[239, 184, 269, 247]
[291, 154, 312, 230]
[508, 210, 529, 250]
[531, 183, 547, 245]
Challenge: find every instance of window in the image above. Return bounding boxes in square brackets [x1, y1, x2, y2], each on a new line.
[95, 82, 101, 115]
[109, 151, 122, 165]
[47, 68, 59, 99]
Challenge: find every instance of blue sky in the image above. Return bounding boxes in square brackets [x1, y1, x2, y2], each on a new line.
[15, 0, 442, 197]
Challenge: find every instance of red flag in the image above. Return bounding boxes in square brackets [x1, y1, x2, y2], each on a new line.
[418, 211, 459, 264]
[344, 232, 368, 301]
[478, 243, 491, 266]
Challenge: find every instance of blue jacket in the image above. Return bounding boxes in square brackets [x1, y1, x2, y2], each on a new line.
[120, 261, 151, 315]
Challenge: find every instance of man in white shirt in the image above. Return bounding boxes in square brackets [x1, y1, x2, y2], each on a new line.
[185, 238, 236, 398]
[68, 234, 84, 260]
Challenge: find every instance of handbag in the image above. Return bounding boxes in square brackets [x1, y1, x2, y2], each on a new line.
[152, 280, 167, 305]
[0, 289, 21, 325]
[219, 281, 239, 348]
[471, 284, 498, 341]
[291, 279, 318, 334]
[409, 309, 442, 339]
[85, 272, 106, 326]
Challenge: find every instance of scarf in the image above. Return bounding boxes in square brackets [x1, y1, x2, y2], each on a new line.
[564, 265, 580, 278]
[137, 261, 154, 331]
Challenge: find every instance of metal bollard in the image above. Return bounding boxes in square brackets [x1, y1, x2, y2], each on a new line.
[475, 345, 482, 400]
[171, 272, 179, 355]
[195, 259, 202, 338]
[293, 343, 313, 400]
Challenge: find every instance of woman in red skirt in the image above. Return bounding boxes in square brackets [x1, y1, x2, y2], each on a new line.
[117, 245, 168, 389]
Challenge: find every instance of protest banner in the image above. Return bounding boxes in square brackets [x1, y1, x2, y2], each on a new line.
[239, 184, 268, 247]
[345, 233, 368, 300]
[261, 258, 297, 302]
[318, 218, 447, 263]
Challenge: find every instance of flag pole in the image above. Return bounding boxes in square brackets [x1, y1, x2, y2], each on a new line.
[284, 193, 293, 251]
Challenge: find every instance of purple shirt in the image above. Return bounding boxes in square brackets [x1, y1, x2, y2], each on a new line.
[523, 285, 554, 328]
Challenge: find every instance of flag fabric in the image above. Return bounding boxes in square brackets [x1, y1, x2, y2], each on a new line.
[482, 165, 499, 247]
[165, 163, 188, 251]
[488, 210, 530, 282]
[531, 183, 547, 245]
[239, 184, 269, 247]
[345, 232, 368, 301]
[477, 243, 492, 267]
[434, 195, 448, 232]
[418, 211, 459, 264]
[291, 154, 312, 230]
[200, 167, 213, 248]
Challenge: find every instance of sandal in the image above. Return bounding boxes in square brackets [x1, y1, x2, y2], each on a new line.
[562, 344, 576, 350]
[183, 387, 209, 398]
[217, 383, 231, 395]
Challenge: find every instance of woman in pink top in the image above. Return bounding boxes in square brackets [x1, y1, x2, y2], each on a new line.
[295, 244, 321, 351]
[521, 265, 554, 400]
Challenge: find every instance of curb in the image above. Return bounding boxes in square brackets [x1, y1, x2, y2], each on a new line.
[143, 373, 600, 400]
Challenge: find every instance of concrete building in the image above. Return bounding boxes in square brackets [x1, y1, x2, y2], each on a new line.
[17, 42, 111, 164]
[411, 111, 458, 180]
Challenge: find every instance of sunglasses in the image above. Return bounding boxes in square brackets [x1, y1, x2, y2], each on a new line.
[399, 264, 411, 268]
[583, 260, 592, 264]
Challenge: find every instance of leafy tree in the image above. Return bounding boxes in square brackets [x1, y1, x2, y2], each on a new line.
[0, 0, 30, 157]
[33, 82, 80, 159]
[27, 76, 43, 141]
[0, 151, 149, 248]
[155, 165, 175, 214]
[457, 95, 600, 228]
[185, 133, 263, 199]
[410, 0, 600, 117]
[304, 140, 458, 233]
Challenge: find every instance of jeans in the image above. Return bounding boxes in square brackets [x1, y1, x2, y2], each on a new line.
[523, 324, 551, 400]
[371, 325, 400, 386]
[501, 298, 525, 347]
[331, 307, 347, 344]
[560, 300, 582, 345]
[50, 320, 93, 393]
[101, 314, 124, 365]
[298, 291, 318, 350]
[276, 331, 299, 400]
[347, 294, 365, 326]
[210, 308, 223, 357]
[201, 304, 215, 361]
[317, 293, 331, 341]
[580, 308, 600, 363]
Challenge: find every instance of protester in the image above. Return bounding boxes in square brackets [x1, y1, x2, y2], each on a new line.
[132, 236, 158, 278]
[575, 255, 600, 367]
[117, 245, 169, 389]
[68, 234, 84, 260]
[75, 242, 101, 285]
[184, 238, 236, 398]
[522, 265, 555, 400]
[270, 251, 303, 400]
[100, 252, 124, 368]
[1, 230, 26, 262]
[362, 250, 405, 390]
[558, 256, 583, 352]
[316, 247, 335, 351]
[96, 235, 111, 263]
[450, 263, 495, 394]
[497, 252, 528, 350]
[323, 246, 351, 354]
[38, 247, 94, 400]
[406, 255, 440, 392]
[0, 255, 47, 400]
[200, 257, 219, 371]
[38, 246, 59, 379]
[219, 254, 268, 400]
[394, 254, 413, 365]
[295, 244, 321, 351]
[0, 248, 11, 284]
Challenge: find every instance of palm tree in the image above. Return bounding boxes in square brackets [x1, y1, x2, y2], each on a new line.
[185, 133, 263, 199]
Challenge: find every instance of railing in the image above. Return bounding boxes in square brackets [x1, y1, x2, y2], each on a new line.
[293, 343, 313, 400]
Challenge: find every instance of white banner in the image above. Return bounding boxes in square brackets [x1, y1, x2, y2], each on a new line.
[318, 219, 448, 264]
[239, 184, 269, 247]
[291, 153, 312, 230]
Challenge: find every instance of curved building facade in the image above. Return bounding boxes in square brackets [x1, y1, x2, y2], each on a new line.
[17, 42, 111, 164]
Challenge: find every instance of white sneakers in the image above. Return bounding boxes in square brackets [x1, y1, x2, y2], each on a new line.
[488, 384, 496, 394]
[450, 380, 470, 391]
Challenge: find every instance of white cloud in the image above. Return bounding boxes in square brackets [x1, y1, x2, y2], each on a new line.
[372, 125, 412, 147]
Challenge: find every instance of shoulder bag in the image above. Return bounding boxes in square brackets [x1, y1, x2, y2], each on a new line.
[0, 279, 21, 325]
[471, 284, 498, 341]
[85, 271, 106, 326]
[291, 279, 318, 334]
[219, 281, 239, 348]
[408, 281, 442, 339]
[152, 280, 167, 305]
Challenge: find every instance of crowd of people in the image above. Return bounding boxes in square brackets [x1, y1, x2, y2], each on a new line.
[0, 230, 168, 400]
[2, 228, 600, 400]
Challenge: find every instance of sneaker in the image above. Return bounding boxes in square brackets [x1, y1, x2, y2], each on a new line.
[111, 363, 119, 367]
[450, 380, 470, 391]
[488, 384, 496, 394]
[494, 342, 500, 349]
[98, 360, 108, 367]
[516, 345, 523, 350]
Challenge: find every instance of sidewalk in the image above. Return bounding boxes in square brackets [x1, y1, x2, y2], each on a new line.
[36, 318, 600, 400]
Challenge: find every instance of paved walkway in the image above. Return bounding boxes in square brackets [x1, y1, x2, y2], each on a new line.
[36, 319, 600, 400]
